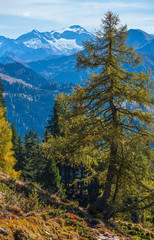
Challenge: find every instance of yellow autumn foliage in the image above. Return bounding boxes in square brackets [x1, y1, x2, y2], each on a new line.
[0, 104, 20, 177]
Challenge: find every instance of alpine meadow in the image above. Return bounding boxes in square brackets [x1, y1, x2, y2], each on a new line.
[0, 11, 153, 240]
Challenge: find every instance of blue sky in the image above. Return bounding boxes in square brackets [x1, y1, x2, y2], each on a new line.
[0, 0, 154, 38]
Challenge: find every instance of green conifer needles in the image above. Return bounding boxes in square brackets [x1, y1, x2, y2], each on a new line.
[56, 12, 153, 218]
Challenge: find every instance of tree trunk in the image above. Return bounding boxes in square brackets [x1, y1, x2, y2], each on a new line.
[95, 141, 118, 213]
[80, 166, 84, 197]
[95, 163, 116, 211]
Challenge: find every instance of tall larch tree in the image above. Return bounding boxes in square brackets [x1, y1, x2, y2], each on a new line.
[58, 12, 153, 219]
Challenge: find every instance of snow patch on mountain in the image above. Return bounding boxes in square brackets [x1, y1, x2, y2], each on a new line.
[47, 38, 82, 53]
[55, 25, 89, 35]
[23, 36, 82, 53]
[24, 38, 49, 49]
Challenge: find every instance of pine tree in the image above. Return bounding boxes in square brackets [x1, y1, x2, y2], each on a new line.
[11, 122, 18, 157]
[14, 135, 25, 171]
[44, 100, 66, 194]
[58, 12, 154, 219]
[46, 99, 63, 137]
[37, 147, 62, 194]
[21, 128, 62, 194]
[22, 129, 42, 181]
[11, 122, 25, 171]
[0, 77, 6, 107]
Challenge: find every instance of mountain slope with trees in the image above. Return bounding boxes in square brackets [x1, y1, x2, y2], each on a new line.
[0, 61, 74, 136]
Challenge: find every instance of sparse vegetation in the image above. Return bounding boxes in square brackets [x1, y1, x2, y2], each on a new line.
[0, 171, 153, 239]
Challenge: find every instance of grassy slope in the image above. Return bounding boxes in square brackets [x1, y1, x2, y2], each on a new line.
[0, 171, 153, 240]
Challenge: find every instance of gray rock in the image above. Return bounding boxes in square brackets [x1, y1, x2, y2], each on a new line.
[113, 237, 120, 240]
[0, 227, 9, 235]
[45, 231, 52, 239]
[97, 233, 120, 240]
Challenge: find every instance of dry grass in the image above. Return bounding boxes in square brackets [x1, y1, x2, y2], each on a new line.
[0, 171, 95, 240]
[1, 171, 152, 240]
[0, 209, 91, 240]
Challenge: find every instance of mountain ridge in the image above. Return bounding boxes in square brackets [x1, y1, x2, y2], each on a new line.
[0, 62, 48, 87]
[0, 26, 153, 136]
[0, 26, 93, 61]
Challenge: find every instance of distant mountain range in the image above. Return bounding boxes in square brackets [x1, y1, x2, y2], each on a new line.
[128, 29, 154, 50]
[0, 26, 153, 136]
[0, 26, 93, 62]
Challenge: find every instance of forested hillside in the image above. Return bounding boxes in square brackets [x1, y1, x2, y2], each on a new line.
[0, 61, 74, 136]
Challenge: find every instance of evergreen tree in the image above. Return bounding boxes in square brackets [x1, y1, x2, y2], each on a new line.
[0, 77, 6, 107]
[37, 146, 62, 194]
[58, 12, 154, 219]
[11, 122, 25, 171]
[14, 135, 25, 171]
[46, 99, 63, 137]
[43, 128, 50, 143]
[22, 128, 42, 181]
[44, 99, 66, 194]
[11, 122, 18, 157]
[44, 96, 100, 199]
[22, 128, 62, 194]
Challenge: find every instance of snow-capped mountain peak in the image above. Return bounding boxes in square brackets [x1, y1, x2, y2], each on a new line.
[53, 25, 89, 35]
[16, 29, 43, 42]
[0, 25, 93, 60]
[31, 29, 40, 34]
[0, 27, 153, 62]
[70, 25, 89, 33]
